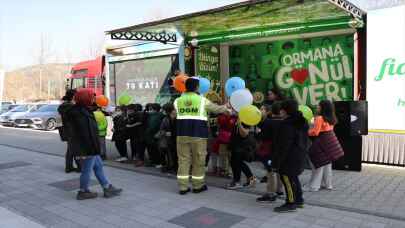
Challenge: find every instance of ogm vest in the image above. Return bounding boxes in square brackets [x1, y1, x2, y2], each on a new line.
[94, 111, 107, 137]
[174, 92, 209, 138]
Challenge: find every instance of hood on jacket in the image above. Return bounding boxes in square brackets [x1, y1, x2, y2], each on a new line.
[57, 102, 74, 116]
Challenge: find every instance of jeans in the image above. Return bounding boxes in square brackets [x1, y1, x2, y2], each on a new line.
[80, 155, 109, 191]
[115, 140, 128, 158]
[99, 136, 107, 158]
[230, 150, 253, 183]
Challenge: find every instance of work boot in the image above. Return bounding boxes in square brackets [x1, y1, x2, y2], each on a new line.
[192, 185, 208, 194]
[76, 191, 98, 200]
[103, 185, 122, 198]
[179, 188, 191, 195]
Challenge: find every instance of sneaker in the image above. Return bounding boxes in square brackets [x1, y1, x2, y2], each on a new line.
[155, 164, 163, 169]
[295, 201, 305, 209]
[103, 185, 122, 198]
[274, 203, 297, 213]
[302, 185, 319, 192]
[256, 194, 277, 203]
[74, 168, 81, 173]
[320, 185, 333, 191]
[227, 182, 243, 190]
[134, 160, 144, 167]
[114, 157, 128, 162]
[193, 185, 208, 194]
[276, 192, 284, 197]
[243, 176, 257, 188]
[179, 188, 191, 195]
[76, 191, 98, 200]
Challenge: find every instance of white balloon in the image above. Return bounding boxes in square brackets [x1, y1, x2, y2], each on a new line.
[230, 89, 253, 112]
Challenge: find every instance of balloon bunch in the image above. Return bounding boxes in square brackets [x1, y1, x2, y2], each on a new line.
[225, 77, 261, 126]
[173, 74, 211, 95]
[299, 105, 314, 123]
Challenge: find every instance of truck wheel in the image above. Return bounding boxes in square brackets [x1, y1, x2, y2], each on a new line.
[45, 119, 57, 131]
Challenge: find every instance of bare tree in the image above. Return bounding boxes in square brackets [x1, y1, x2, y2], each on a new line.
[33, 33, 53, 100]
[84, 33, 104, 60]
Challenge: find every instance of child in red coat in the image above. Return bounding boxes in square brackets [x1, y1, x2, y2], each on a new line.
[211, 113, 237, 177]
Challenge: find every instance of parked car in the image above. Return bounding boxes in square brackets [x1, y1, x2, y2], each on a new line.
[0, 104, 18, 114]
[0, 104, 45, 126]
[14, 104, 61, 131]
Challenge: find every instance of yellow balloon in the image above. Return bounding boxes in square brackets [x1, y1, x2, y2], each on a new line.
[239, 105, 262, 126]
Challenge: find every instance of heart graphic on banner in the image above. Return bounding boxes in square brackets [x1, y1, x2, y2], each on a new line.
[291, 68, 309, 84]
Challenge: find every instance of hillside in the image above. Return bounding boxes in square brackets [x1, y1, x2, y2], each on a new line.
[4, 63, 72, 102]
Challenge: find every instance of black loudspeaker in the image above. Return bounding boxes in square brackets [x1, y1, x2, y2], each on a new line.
[332, 136, 362, 171]
[333, 101, 367, 172]
[334, 101, 368, 136]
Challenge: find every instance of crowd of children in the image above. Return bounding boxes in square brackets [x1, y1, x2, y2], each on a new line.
[109, 102, 178, 173]
[61, 84, 344, 212]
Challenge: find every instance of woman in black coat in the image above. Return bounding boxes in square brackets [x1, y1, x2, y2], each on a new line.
[272, 99, 309, 213]
[65, 89, 122, 200]
[58, 89, 81, 173]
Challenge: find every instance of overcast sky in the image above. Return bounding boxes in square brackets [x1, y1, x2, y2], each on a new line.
[1, 0, 404, 71]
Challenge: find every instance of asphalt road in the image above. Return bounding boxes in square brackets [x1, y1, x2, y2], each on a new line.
[0, 126, 119, 158]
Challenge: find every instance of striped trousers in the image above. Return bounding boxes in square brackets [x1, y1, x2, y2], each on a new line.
[280, 174, 304, 205]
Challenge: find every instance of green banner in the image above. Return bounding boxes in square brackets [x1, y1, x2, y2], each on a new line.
[196, 45, 221, 93]
[229, 34, 354, 108]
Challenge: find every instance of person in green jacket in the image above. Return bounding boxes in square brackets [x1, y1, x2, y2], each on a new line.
[145, 103, 165, 167]
[94, 107, 108, 160]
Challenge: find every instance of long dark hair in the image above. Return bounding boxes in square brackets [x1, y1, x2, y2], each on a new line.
[319, 100, 337, 125]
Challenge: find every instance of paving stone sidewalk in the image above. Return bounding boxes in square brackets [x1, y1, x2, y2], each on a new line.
[1, 145, 405, 228]
[105, 157, 405, 222]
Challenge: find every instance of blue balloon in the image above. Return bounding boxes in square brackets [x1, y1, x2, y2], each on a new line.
[225, 77, 246, 97]
[199, 77, 211, 95]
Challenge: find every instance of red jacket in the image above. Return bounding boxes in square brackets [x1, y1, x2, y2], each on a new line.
[212, 114, 237, 154]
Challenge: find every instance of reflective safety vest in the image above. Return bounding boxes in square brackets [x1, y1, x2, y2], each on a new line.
[174, 92, 209, 138]
[94, 111, 107, 137]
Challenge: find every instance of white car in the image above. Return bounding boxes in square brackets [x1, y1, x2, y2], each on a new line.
[0, 104, 45, 127]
